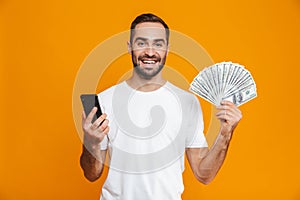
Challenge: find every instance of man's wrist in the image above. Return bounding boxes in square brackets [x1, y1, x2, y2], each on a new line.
[83, 144, 102, 161]
[216, 131, 232, 150]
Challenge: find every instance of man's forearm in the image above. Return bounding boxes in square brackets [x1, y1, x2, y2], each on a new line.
[80, 145, 104, 182]
[187, 101, 241, 184]
[197, 132, 232, 184]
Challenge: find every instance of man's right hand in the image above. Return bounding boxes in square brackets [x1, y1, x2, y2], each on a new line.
[82, 107, 109, 151]
[80, 107, 108, 181]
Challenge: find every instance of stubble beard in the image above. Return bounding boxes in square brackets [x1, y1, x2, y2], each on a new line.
[131, 51, 167, 80]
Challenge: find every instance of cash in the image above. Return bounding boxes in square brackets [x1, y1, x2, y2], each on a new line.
[189, 61, 257, 106]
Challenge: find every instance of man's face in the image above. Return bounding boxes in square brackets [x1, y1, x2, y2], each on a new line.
[130, 22, 168, 79]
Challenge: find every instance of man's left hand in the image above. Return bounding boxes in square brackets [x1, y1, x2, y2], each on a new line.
[216, 101, 242, 136]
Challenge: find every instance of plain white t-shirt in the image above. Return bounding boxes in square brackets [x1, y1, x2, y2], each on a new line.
[98, 81, 207, 200]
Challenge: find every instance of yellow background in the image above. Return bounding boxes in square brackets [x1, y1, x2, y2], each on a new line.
[1, 0, 300, 199]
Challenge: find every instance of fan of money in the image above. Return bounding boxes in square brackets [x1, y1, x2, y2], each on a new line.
[189, 61, 257, 107]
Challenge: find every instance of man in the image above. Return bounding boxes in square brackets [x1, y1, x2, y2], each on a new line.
[80, 13, 242, 200]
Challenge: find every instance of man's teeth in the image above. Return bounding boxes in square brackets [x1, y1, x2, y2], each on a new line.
[142, 60, 156, 64]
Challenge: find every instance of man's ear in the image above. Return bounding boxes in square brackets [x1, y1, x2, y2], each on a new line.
[127, 41, 132, 54]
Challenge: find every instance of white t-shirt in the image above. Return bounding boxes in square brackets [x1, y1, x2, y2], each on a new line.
[98, 81, 207, 200]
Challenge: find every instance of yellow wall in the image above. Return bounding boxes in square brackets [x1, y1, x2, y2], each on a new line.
[1, 0, 300, 199]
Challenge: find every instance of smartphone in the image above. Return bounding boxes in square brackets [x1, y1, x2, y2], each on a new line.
[80, 94, 102, 123]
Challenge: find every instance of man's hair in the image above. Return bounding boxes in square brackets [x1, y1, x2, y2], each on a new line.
[130, 13, 170, 44]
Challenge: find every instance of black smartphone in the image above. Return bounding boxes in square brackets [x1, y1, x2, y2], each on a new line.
[80, 94, 102, 123]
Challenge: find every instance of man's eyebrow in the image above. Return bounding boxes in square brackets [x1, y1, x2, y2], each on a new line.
[134, 37, 166, 43]
[134, 37, 147, 42]
[153, 39, 166, 44]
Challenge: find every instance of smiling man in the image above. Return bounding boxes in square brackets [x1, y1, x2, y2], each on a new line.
[80, 13, 242, 200]
[130, 22, 168, 80]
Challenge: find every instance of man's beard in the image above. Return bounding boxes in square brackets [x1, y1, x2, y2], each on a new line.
[131, 51, 167, 80]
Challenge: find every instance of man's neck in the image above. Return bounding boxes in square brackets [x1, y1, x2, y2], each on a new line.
[126, 72, 167, 92]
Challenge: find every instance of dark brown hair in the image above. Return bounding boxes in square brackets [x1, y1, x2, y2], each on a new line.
[130, 13, 170, 44]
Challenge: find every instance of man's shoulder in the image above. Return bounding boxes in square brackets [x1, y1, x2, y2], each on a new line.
[98, 82, 124, 96]
[166, 82, 198, 102]
[98, 85, 116, 96]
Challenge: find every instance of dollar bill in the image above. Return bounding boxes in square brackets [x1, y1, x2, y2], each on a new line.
[189, 61, 257, 107]
[222, 83, 257, 107]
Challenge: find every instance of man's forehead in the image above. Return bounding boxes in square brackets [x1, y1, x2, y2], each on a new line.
[133, 22, 166, 40]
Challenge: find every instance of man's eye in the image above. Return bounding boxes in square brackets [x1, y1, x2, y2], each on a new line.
[137, 42, 145, 46]
[154, 43, 163, 48]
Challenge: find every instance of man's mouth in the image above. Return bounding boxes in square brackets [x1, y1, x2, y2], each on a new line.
[141, 60, 157, 64]
[139, 57, 161, 66]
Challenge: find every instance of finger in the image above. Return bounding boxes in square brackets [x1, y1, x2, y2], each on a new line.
[221, 100, 235, 106]
[86, 107, 98, 124]
[216, 105, 229, 111]
[216, 101, 234, 110]
[91, 113, 108, 130]
[216, 113, 231, 122]
[97, 125, 110, 137]
[220, 101, 237, 110]
[92, 125, 110, 144]
[82, 111, 86, 125]
[225, 106, 241, 117]
[217, 103, 241, 115]
[216, 107, 236, 118]
[227, 104, 242, 115]
[94, 121, 110, 140]
[216, 109, 242, 125]
[216, 108, 239, 119]
[97, 119, 109, 132]
[223, 104, 242, 118]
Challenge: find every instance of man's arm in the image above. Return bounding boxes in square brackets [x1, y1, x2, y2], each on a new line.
[186, 101, 242, 184]
[80, 107, 109, 182]
[80, 146, 107, 182]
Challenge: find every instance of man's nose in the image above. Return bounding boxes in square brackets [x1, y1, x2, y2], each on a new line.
[145, 46, 155, 57]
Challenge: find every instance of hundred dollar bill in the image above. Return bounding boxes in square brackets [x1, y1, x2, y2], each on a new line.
[189, 85, 216, 105]
[222, 83, 257, 107]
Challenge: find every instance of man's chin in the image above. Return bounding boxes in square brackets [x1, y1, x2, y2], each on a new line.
[134, 64, 164, 79]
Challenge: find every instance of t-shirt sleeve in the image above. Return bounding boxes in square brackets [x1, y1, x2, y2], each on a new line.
[185, 95, 208, 148]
